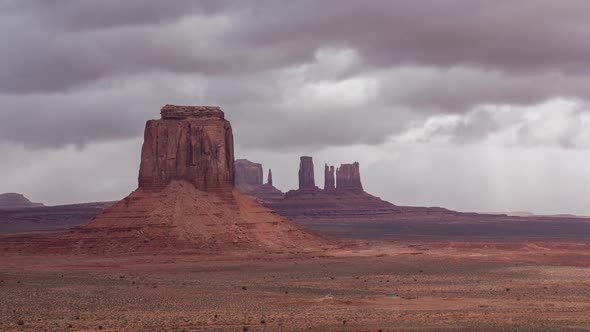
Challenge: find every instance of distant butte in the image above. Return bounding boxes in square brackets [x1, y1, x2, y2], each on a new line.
[235, 159, 285, 203]
[242, 156, 503, 224]
[0, 193, 44, 209]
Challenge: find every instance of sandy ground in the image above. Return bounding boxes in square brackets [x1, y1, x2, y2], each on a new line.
[2, 240, 590, 331]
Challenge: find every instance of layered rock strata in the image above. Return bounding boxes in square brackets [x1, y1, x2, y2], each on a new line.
[263, 156, 502, 224]
[138, 105, 234, 192]
[2, 106, 327, 254]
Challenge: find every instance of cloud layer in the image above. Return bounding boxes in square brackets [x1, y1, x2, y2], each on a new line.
[2, 1, 590, 213]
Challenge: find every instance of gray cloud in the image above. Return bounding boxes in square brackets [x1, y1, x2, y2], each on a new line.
[2, 1, 590, 213]
[4, 0, 590, 94]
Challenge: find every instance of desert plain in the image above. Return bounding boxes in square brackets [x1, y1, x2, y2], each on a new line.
[2, 235, 590, 332]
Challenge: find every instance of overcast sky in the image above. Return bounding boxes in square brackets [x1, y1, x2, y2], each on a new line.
[2, 0, 590, 214]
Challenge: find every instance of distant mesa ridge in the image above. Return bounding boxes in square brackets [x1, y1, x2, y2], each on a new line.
[0, 193, 44, 209]
[242, 156, 505, 224]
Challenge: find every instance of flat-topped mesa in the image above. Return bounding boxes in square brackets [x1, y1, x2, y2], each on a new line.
[324, 164, 335, 191]
[298, 156, 317, 190]
[235, 159, 263, 186]
[160, 104, 224, 120]
[138, 105, 234, 192]
[336, 162, 364, 193]
[0, 193, 44, 209]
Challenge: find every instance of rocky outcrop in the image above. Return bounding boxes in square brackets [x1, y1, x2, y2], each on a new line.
[1, 105, 330, 254]
[267, 169, 273, 186]
[0, 193, 44, 210]
[262, 156, 510, 224]
[235, 159, 263, 186]
[298, 156, 317, 190]
[324, 165, 336, 191]
[336, 162, 363, 193]
[79, 106, 327, 253]
[138, 105, 235, 192]
[235, 160, 285, 203]
[263, 156, 456, 223]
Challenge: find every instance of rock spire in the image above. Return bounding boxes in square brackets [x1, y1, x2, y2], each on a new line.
[324, 164, 335, 191]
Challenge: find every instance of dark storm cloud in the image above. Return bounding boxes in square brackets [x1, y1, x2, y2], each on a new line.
[32, 0, 224, 29]
[2, 0, 590, 150]
[4, 0, 590, 93]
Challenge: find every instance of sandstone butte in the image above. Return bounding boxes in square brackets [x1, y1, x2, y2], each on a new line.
[244, 156, 502, 224]
[234, 159, 285, 202]
[3, 105, 329, 255]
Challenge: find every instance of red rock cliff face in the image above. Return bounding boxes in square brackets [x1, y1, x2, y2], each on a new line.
[138, 105, 235, 192]
[298, 156, 316, 190]
[336, 162, 363, 193]
[235, 159, 263, 186]
[324, 165, 335, 191]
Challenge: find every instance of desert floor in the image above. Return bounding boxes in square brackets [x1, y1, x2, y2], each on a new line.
[2, 239, 590, 332]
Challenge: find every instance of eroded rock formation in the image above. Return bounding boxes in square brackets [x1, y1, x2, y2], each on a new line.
[267, 169, 273, 186]
[262, 156, 505, 224]
[0, 193, 44, 209]
[138, 105, 234, 192]
[324, 165, 335, 191]
[235, 160, 285, 203]
[235, 159, 263, 186]
[336, 162, 363, 193]
[2, 105, 328, 254]
[298, 156, 317, 190]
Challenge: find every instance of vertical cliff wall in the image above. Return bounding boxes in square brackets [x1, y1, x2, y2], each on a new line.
[267, 169, 273, 186]
[324, 165, 336, 191]
[138, 105, 235, 192]
[336, 162, 363, 193]
[235, 159, 264, 186]
[298, 156, 316, 190]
